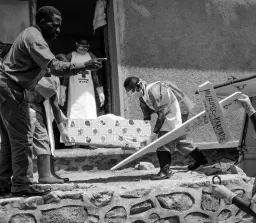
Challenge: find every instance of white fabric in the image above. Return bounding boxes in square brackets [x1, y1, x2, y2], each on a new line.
[250, 194, 256, 215]
[161, 89, 182, 131]
[93, 0, 107, 30]
[67, 52, 97, 119]
[142, 82, 156, 110]
[142, 82, 182, 132]
[98, 113, 125, 121]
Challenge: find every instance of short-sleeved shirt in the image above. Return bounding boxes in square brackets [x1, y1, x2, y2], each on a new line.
[1, 26, 70, 90]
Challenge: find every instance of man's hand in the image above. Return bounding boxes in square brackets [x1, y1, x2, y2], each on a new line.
[60, 110, 68, 127]
[59, 85, 66, 106]
[96, 86, 105, 107]
[212, 185, 236, 204]
[57, 122, 74, 145]
[140, 132, 158, 146]
[84, 60, 102, 71]
[60, 129, 71, 144]
[237, 94, 256, 117]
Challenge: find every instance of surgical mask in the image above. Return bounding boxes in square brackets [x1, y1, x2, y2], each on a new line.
[130, 89, 142, 99]
[76, 44, 89, 54]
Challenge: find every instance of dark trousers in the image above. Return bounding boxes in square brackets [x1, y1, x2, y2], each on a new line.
[0, 74, 33, 192]
[157, 113, 196, 155]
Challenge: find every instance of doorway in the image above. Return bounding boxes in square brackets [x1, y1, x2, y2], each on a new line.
[37, 0, 112, 115]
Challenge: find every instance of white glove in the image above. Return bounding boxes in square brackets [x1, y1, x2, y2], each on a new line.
[70, 60, 102, 71]
[60, 110, 68, 127]
[57, 122, 71, 144]
[140, 132, 158, 146]
[59, 85, 66, 106]
[212, 185, 236, 204]
[237, 94, 256, 117]
[96, 86, 105, 107]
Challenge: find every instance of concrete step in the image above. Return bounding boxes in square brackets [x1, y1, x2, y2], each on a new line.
[33, 147, 158, 173]
[32, 145, 239, 173]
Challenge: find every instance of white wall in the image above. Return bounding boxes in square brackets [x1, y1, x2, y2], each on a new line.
[0, 0, 30, 43]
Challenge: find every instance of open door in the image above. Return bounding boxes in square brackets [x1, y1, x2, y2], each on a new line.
[37, 0, 117, 116]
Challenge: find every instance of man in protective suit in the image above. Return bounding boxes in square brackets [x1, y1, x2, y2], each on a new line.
[59, 39, 105, 120]
[124, 76, 208, 180]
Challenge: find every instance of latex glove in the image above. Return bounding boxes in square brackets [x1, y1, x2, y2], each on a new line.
[212, 185, 236, 204]
[84, 60, 102, 71]
[140, 132, 158, 146]
[57, 122, 72, 144]
[59, 85, 66, 106]
[96, 86, 105, 107]
[70, 60, 102, 71]
[237, 94, 256, 117]
[60, 110, 68, 127]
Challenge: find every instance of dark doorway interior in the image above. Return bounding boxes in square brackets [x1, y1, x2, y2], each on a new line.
[37, 0, 110, 115]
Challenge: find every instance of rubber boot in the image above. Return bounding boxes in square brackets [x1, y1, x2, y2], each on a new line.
[188, 148, 208, 171]
[0, 181, 11, 197]
[50, 155, 69, 183]
[37, 155, 64, 184]
[151, 151, 172, 180]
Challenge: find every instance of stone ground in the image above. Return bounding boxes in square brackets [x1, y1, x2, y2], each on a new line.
[0, 163, 255, 223]
[37, 147, 239, 173]
[33, 163, 243, 189]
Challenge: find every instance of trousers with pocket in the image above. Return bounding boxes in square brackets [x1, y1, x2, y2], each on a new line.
[30, 106, 51, 156]
[0, 72, 34, 193]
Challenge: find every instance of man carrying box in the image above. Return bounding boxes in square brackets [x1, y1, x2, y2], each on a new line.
[124, 76, 208, 180]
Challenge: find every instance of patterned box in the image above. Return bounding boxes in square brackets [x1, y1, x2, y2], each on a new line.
[65, 116, 151, 148]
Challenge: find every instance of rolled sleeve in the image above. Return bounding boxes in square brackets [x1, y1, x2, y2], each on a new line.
[28, 41, 55, 71]
[28, 41, 72, 76]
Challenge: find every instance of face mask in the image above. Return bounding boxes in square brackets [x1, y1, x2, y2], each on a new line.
[76, 45, 89, 54]
[131, 89, 142, 99]
[77, 49, 87, 55]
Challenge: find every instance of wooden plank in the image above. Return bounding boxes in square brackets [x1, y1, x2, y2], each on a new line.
[198, 81, 232, 144]
[111, 91, 242, 170]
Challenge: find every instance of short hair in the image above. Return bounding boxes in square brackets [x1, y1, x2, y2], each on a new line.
[55, 53, 69, 62]
[76, 39, 89, 46]
[36, 6, 61, 23]
[123, 76, 140, 92]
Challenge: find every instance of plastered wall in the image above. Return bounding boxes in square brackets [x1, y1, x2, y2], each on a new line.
[115, 0, 256, 143]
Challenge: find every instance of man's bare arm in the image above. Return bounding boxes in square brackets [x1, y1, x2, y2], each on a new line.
[49, 94, 62, 124]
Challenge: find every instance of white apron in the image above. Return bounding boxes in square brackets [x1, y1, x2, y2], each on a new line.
[67, 52, 97, 119]
[142, 82, 182, 132]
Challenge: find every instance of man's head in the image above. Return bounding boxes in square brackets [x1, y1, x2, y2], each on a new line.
[123, 76, 144, 99]
[76, 39, 90, 55]
[36, 6, 62, 41]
